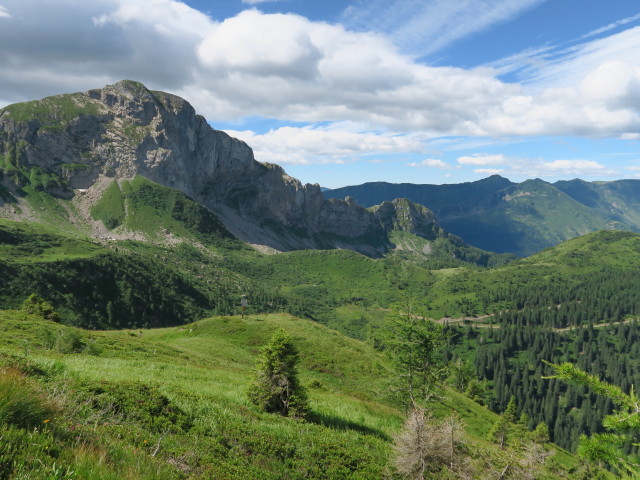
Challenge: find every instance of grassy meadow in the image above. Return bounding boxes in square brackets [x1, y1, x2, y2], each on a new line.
[0, 308, 583, 479]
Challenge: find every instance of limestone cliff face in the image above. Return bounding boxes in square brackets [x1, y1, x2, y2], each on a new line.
[0, 80, 445, 255]
[371, 198, 447, 240]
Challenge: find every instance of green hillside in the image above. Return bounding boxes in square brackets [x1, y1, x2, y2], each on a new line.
[0, 310, 580, 479]
[2, 214, 637, 477]
[90, 177, 238, 247]
[2, 83, 639, 478]
[0, 173, 513, 335]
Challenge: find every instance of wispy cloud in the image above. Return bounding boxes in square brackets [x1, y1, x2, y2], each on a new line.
[0, 5, 10, 18]
[458, 154, 506, 165]
[466, 156, 617, 178]
[1, 0, 640, 168]
[489, 18, 640, 90]
[342, 0, 547, 58]
[539, 159, 616, 176]
[581, 12, 640, 39]
[474, 168, 504, 175]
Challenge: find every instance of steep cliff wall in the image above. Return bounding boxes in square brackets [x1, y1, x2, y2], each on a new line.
[0, 80, 445, 256]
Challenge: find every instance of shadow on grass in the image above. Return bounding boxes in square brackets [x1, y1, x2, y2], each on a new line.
[306, 410, 392, 441]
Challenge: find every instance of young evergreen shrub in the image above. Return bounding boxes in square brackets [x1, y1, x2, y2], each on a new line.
[248, 329, 308, 418]
[21, 294, 60, 322]
[54, 330, 86, 354]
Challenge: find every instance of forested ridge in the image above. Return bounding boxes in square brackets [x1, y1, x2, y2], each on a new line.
[443, 253, 640, 454]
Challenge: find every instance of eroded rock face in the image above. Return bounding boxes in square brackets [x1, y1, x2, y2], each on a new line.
[372, 199, 446, 240]
[0, 80, 444, 255]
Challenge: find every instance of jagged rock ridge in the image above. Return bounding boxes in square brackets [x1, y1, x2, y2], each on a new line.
[0, 80, 451, 256]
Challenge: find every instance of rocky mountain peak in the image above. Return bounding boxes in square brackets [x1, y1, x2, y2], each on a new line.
[371, 198, 444, 240]
[0, 80, 457, 256]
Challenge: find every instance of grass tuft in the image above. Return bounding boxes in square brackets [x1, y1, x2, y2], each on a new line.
[0, 368, 56, 429]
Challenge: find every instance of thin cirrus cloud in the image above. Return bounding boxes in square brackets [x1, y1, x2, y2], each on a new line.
[341, 0, 547, 58]
[0, 5, 10, 18]
[491, 21, 640, 92]
[580, 12, 640, 40]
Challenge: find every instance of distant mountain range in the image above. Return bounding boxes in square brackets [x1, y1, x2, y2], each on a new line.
[325, 176, 640, 256]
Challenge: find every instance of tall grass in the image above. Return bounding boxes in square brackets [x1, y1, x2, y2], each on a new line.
[0, 368, 55, 429]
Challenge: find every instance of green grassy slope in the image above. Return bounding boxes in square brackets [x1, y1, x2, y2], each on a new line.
[0, 310, 579, 479]
[519, 229, 640, 270]
[1, 93, 104, 129]
[91, 177, 239, 248]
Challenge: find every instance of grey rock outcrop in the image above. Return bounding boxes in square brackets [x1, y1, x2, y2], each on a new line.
[0, 80, 446, 256]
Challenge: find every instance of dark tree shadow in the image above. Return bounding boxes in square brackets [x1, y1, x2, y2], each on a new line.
[306, 410, 392, 441]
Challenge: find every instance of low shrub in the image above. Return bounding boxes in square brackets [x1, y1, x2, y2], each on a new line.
[76, 381, 192, 433]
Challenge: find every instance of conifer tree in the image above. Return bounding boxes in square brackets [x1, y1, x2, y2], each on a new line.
[384, 299, 446, 408]
[489, 396, 518, 448]
[531, 422, 550, 445]
[248, 329, 308, 418]
[547, 361, 640, 477]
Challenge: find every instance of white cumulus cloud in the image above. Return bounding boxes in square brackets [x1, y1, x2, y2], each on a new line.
[408, 158, 453, 169]
[540, 159, 615, 175]
[0, 0, 639, 170]
[474, 168, 504, 175]
[224, 125, 428, 165]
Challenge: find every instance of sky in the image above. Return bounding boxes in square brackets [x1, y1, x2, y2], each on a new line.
[0, 1, 640, 188]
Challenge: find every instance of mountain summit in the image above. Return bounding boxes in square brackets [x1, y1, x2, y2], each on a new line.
[0, 80, 468, 257]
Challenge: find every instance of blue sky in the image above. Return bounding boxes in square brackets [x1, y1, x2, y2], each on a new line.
[0, 1, 639, 188]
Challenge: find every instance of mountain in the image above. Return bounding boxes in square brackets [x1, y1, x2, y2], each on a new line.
[325, 176, 640, 256]
[0, 80, 501, 260]
[554, 178, 640, 227]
